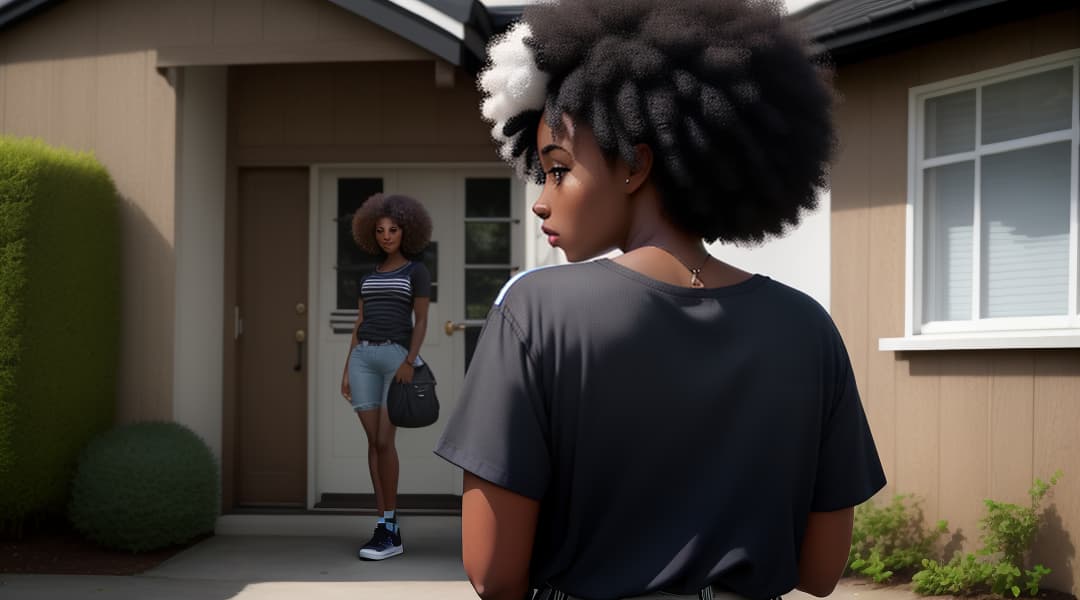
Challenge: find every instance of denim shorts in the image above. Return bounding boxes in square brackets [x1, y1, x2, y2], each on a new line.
[347, 341, 408, 412]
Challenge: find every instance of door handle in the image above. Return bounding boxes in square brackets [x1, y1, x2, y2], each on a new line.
[444, 320, 467, 336]
[294, 329, 306, 372]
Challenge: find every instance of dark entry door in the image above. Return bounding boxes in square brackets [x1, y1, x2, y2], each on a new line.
[237, 168, 309, 506]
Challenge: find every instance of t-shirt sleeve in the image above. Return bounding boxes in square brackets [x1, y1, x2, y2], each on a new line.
[810, 332, 887, 512]
[434, 306, 551, 500]
[411, 262, 431, 298]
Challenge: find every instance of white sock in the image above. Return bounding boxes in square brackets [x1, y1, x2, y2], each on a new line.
[384, 510, 397, 532]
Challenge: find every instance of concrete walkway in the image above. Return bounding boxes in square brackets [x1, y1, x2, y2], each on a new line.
[0, 516, 921, 600]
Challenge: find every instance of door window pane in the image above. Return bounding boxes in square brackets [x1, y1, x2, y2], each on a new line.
[466, 179, 511, 217]
[418, 242, 439, 303]
[466, 222, 511, 264]
[925, 90, 976, 158]
[980, 142, 1070, 318]
[337, 178, 382, 310]
[466, 269, 511, 319]
[982, 67, 1073, 144]
[923, 161, 975, 322]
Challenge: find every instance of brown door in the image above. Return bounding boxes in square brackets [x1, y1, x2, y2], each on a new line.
[237, 168, 309, 506]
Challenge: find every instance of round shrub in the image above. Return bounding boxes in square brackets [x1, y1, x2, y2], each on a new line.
[68, 422, 219, 552]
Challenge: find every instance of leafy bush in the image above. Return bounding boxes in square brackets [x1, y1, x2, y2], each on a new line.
[0, 136, 120, 535]
[913, 472, 1061, 598]
[69, 422, 219, 552]
[847, 494, 949, 582]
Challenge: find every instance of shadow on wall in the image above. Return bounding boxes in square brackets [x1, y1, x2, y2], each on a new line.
[904, 350, 1080, 377]
[115, 195, 176, 423]
[1035, 505, 1075, 594]
[942, 529, 966, 564]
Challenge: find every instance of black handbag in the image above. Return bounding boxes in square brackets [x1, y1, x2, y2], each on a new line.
[387, 362, 439, 427]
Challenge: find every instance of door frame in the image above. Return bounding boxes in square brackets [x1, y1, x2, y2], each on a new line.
[306, 162, 518, 509]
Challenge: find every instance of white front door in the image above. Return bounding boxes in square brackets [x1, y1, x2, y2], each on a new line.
[310, 165, 523, 505]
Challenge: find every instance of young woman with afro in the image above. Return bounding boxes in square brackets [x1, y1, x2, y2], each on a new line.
[341, 193, 433, 561]
[435, 0, 887, 599]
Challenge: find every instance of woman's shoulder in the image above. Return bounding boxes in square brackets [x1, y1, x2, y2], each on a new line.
[492, 263, 598, 308]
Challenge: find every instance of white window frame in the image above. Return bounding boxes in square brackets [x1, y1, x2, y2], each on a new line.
[880, 49, 1080, 351]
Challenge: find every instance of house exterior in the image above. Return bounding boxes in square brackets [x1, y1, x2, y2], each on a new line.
[0, 0, 833, 519]
[795, 0, 1080, 593]
[4, 0, 1078, 592]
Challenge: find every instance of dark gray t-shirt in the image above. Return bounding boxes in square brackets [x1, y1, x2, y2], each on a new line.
[434, 259, 885, 600]
[357, 261, 431, 349]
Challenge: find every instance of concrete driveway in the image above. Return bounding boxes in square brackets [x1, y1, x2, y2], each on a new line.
[0, 516, 920, 600]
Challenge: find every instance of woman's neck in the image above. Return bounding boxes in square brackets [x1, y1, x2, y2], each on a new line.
[615, 190, 749, 288]
[379, 252, 408, 271]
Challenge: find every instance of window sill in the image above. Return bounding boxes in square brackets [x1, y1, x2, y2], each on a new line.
[879, 330, 1080, 351]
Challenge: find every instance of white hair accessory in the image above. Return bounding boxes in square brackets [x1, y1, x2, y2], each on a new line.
[478, 21, 550, 177]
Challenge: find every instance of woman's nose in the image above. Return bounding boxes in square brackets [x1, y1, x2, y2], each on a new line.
[532, 201, 550, 219]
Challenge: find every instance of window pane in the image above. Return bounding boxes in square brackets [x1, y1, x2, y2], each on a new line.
[982, 67, 1073, 145]
[418, 241, 439, 303]
[466, 178, 511, 217]
[466, 222, 511, 264]
[337, 178, 383, 310]
[466, 268, 511, 319]
[980, 143, 1070, 318]
[925, 90, 975, 158]
[923, 161, 975, 323]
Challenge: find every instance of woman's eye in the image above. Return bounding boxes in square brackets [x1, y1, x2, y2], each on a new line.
[546, 167, 569, 185]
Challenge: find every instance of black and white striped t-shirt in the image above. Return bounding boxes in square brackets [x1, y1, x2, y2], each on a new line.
[357, 261, 431, 349]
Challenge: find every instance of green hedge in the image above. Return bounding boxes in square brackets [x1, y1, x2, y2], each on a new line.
[0, 136, 120, 533]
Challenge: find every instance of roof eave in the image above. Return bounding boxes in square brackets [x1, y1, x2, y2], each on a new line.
[0, 0, 61, 30]
[805, 0, 1076, 64]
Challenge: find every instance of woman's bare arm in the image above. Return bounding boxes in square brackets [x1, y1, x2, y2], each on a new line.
[461, 471, 540, 600]
[796, 507, 855, 597]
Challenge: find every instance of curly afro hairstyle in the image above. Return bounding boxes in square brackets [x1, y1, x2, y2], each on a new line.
[482, 0, 835, 245]
[351, 193, 433, 258]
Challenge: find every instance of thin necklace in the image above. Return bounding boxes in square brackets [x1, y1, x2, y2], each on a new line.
[647, 245, 710, 288]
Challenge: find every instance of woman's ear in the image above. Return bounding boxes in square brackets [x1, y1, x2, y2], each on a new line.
[625, 143, 654, 194]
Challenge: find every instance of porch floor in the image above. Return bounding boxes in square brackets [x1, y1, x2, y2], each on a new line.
[0, 516, 919, 600]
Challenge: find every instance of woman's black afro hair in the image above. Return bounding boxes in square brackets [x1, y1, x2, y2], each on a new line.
[498, 0, 835, 244]
[352, 193, 433, 257]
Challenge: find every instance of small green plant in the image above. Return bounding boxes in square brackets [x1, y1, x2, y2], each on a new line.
[913, 471, 1061, 598]
[847, 494, 949, 583]
[68, 422, 219, 552]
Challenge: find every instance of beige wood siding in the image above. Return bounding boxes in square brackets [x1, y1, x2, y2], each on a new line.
[156, 0, 431, 67]
[830, 7, 1080, 593]
[228, 61, 495, 165]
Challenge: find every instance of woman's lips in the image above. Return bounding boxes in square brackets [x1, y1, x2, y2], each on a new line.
[542, 227, 559, 247]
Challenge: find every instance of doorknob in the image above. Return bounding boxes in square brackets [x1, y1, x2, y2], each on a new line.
[444, 320, 466, 336]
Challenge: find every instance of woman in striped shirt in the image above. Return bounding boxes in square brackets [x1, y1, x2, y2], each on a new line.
[342, 193, 433, 561]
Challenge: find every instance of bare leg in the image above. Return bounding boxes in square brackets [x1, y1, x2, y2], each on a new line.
[356, 409, 385, 513]
[374, 406, 399, 512]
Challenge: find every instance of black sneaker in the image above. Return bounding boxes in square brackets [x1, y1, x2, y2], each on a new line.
[357, 522, 403, 560]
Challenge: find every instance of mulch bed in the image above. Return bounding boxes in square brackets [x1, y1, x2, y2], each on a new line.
[0, 522, 210, 576]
